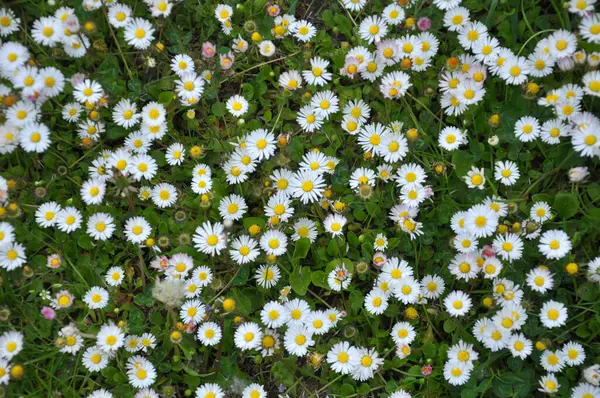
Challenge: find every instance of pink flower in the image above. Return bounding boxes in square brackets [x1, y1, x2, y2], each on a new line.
[266, 4, 280, 16]
[423, 185, 434, 199]
[373, 252, 388, 267]
[417, 17, 432, 31]
[421, 364, 433, 376]
[41, 306, 56, 320]
[202, 42, 216, 58]
[70, 73, 86, 87]
[220, 51, 235, 70]
[482, 244, 496, 258]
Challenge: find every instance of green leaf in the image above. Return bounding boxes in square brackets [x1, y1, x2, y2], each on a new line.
[443, 319, 457, 333]
[293, 238, 311, 260]
[333, 14, 353, 37]
[211, 102, 226, 117]
[290, 266, 311, 295]
[553, 193, 579, 219]
[158, 91, 174, 105]
[311, 270, 328, 289]
[134, 286, 156, 307]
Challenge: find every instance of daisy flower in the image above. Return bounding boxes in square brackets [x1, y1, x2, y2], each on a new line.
[264, 192, 294, 222]
[108, 4, 132, 28]
[166, 142, 185, 166]
[444, 291, 472, 317]
[56, 206, 83, 233]
[234, 322, 262, 351]
[350, 347, 383, 381]
[255, 264, 281, 288]
[259, 229, 288, 256]
[0, 241, 25, 271]
[538, 229, 572, 259]
[302, 57, 331, 86]
[284, 325, 314, 356]
[359, 15, 388, 43]
[73, 79, 103, 104]
[82, 346, 110, 372]
[289, 170, 325, 204]
[323, 213, 347, 237]
[420, 275, 445, 299]
[310, 90, 339, 119]
[193, 222, 226, 256]
[494, 160, 520, 185]
[180, 299, 206, 324]
[507, 333, 533, 359]
[123, 216, 152, 244]
[196, 383, 224, 398]
[218, 194, 247, 221]
[292, 218, 318, 242]
[526, 266, 554, 293]
[0, 331, 23, 359]
[391, 322, 416, 345]
[105, 266, 125, 287]
[444, 361, 471, 386]
[327, 341, 356, 375]
[562, 341, 585, 366]
[465, 166, 485, 189]
[0, 8, 20, 36]
[242, 384, 266, 398]
[439, 126, 467, 150]
[291, 20, 316, 42]
[97, 324, 125, 352]
[226, 94, 249, 117]
[260, 301, 289, 328]
[83, 287, 109, 309]
[540, 300, 568, 328]
[124, 18, 155, 49]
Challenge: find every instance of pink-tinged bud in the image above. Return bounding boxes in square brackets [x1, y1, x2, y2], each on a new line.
[41, 306, 56, 320]
[482, 244, 496, 258]
[417, 17, 432, 31]
[421, 364, 433, 375]
[266, 4, 280, 16]
[372, 252, 387, 267]
[202, 42, 216, 58]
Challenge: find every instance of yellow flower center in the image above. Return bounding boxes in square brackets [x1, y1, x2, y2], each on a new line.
[207, 235, 219, 246]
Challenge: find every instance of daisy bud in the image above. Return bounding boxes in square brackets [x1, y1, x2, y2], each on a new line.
[222, 298, 236, 312]
[251, 31, 262, 42]
[482, 297, 494, 308]
[83, 21, 96, 33]
[356, 261, 369, 274]
[511, 222, 521, 234]
[10, 364, 23, 379]
[535, 341, 547, 351]
[404, 306, 418, 320]
[0, 308, 10, 321]
[565, 262, 578, 275]
[446, 56, 460, 70]
[170, 331, 182, 343]
[343, 325, 357, 338]
[406, 128, 419, 142]
[23, 266, 33, 278]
